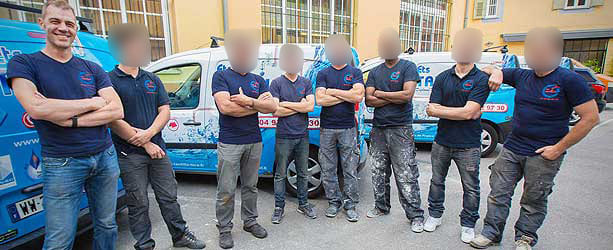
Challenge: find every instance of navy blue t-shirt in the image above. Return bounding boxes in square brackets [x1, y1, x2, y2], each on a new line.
[430, 65, 490, 148]
[315, 65, 363, 129]
[7, 52, 113, 157]
[212, 69, 269, 144]
[365, 59, 420, 127]
[270, 75, 313, 139]
[502, 67, 594, 156]
[109, 66, 170, 155]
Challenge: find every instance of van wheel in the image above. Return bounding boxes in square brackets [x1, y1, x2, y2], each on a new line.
[286, 147, 324, 198]
[481, 123, 498, 157]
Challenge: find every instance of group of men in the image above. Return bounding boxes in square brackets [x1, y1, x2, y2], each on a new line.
[6, 1, 600, 250]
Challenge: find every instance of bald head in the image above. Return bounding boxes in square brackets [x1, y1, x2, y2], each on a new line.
[525, 27, 564, 72]
[451, 28, 483, 64]
[378, 28, 402, 60]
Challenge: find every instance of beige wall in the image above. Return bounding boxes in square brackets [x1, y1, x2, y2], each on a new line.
[605, 38, 613, 75]
[353, 0, 401, 60]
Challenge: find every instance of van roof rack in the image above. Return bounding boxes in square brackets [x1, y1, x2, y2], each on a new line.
[483, 45, 508, 53]
[0, 2, 94, 32]
[210, 36, 224, 48]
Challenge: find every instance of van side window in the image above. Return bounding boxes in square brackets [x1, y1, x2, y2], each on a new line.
[155, 64, 201, 109]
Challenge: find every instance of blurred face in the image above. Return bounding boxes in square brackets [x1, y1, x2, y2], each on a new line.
[525, 32, 562, 73]
[325, 37, 351, 66]
[451, 29, 483, 64]
[38, 5, 77, 50]
[225, 31, 259, 74]
[279, 46, 304, 74]
[119, 36, 151, 67]
[378, 29, 401, 60]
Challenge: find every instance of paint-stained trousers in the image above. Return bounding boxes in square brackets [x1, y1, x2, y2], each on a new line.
[215, 142, 262, 233]
[319, 128, 360, 210]
[369, 126, 424, 221]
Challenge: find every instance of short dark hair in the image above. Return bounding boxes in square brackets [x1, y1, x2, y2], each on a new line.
[41, 0, 76, 18]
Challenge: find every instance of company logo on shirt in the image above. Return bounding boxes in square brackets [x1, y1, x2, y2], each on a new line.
[296, 85, 306, 96]
[144, 80, 157, 94]
[249, 80, 260, 94]
[541, 83, 561, 100]
[79, 72, 94, 86]
[461, 79, 474, 92]
[390, 71, 401, 82]
[343, 73, 353, 86]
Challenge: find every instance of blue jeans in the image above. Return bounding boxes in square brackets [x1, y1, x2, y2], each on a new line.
[427, 142, 481, 227]
[42, 145, 120, 250]
[274, 136, 310, 208]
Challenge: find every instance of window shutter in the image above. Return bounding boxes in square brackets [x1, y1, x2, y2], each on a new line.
[591, 0, 604, 7]
[474, 0, 486, 19]
[552, 0, 566, 10]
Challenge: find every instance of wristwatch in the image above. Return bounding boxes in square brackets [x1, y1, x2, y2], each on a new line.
[71, 115, 79, 128]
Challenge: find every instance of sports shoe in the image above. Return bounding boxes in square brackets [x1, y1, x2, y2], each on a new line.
[461, 227, 475, 243]
[366, 208, 388, 218]
[515, 235, 534, 250]
[218, 232, 233, 249]
[325, 205, 341, 218]
[423, 216, 442, 232]
[271, 207, 284, 224]
[173, 229, 206, 249]
[470, 234, 498, 249]
[243, 223, 268, 239]
[297, 204, 317, 219]
[345, 209, 359, 222]
[411, 219, 424, 233]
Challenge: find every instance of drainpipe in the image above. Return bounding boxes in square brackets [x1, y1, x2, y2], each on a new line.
[463, 0, 469, 28]
[222, 0, 229, 33]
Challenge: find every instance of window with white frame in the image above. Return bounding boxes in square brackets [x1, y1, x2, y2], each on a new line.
[399, 0, 448, 52]
[0, 0, 44, 23]
[261, 0, 353, 45]
[485, 0, 498, 18]
[565, 0, 590, 9]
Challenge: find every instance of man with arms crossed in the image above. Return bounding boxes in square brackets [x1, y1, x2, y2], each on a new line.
[424, 28, 495, 243]
[470, 27, 600, 250]
[315, 35, 365, 222]
[364, 28, 425, 233]
[211, 30, 278, 249]
[107, 24, 205, 250]
[270, 44, 316, 223]
[7, 1, 123, 249]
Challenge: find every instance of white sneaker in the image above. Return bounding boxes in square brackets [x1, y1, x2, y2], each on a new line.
[461, 226, 475, 243]
[423, 216, 442, 232]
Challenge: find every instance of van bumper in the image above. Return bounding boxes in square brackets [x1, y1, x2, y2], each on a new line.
[0, 190, 127, 249]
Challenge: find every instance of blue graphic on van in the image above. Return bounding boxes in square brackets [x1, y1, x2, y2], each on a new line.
[0, 155, 16, 190]
[0, 46, 22, 65]
[25, 151, 41, 180]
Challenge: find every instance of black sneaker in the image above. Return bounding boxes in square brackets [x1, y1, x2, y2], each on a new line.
[173, 229, 206, 249]
[271, 207, 284, 224]
[297, 204, 317, 219]
[243, 223, 268, 239]
[219, 232, 233, 249]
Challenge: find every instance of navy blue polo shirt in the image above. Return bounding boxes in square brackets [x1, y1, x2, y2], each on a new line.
[7, 52, 113, 157]
[365, 59, 420, 127]
[315, 65, 364, 129]
[430, 65, 490, 148]
[502, 67, 594, 156]
[109, 66, 170, 155]
[270, 75, 313, 139]
[212, 69, 269, 144]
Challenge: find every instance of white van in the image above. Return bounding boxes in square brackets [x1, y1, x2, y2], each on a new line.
[144, 44, 369, 197]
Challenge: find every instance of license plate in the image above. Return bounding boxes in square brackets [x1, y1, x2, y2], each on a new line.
[7, 194, 44, 222]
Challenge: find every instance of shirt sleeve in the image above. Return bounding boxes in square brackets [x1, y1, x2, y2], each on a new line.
[353, 68, 364, 85]
[269, 78, 280, 98]
[257, 75, 270, 95]
[564, 71, 595, 107]
[468, 75, 491, 106]
[211, 71, 228, 95]
[365, 67, 376, 88]
[304, 78, 313, 96]
[154, 75, 170, 106]
[403, 61, 421, 82]
[6, 54, 37, 88]
[501, 68, 527, 87]
[315, 70, 327, 89]
[429, 72, 444, 104]
[90, 62, 113, 91]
